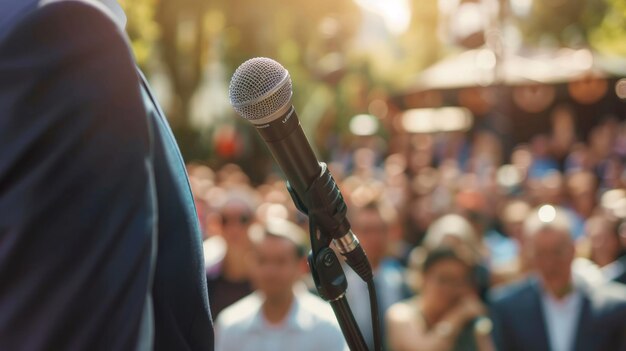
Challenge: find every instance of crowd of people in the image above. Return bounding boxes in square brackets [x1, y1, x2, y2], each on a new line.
[187, 113, 626, 351]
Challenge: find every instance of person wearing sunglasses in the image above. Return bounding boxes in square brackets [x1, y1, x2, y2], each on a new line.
[206, 191, 257, 318]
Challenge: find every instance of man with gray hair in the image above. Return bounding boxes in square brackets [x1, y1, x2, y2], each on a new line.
[0, 0, 213, 349]
[490, 205, 626, 351]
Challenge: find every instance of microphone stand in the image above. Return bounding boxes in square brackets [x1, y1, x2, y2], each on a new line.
[307, 222, 369, 351]
[288, 164, 374, 351]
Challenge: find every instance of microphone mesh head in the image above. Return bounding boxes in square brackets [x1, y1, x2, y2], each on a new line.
[229, 57, 292, 121]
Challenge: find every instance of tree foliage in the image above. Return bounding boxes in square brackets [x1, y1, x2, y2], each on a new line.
[120, 0, 626, 165]
[590, 0, 626, 55]
[120, 0, 443, 162]
[513, 0, 624, 52]
[120, 0, 159, 67]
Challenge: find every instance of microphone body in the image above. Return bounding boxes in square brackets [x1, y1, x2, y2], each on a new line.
[252, 106, 320, 198]
[228, 57, 372, 281]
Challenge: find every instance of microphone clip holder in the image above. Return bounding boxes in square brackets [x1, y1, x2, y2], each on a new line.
[288, 163, 370, 351]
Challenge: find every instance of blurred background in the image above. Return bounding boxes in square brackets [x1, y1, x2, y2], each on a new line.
[120, 0, 626, 177]
[117, 2, 626, 348]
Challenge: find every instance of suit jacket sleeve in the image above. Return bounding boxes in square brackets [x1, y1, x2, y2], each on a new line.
[489, 296, 517, 351]
[0, 2, 156, 350]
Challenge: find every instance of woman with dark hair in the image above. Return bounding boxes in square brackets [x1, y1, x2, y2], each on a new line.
[386, 247, 494, 351]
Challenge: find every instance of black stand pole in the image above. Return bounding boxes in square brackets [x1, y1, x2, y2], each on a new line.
[287, 164, 377, 351]
[329, 298, 368, 351]
[308, 233, 369, 351]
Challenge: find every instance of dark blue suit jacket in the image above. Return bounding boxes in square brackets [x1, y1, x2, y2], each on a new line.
[490, 277, 626, 351]
[0, 1, 213, 349]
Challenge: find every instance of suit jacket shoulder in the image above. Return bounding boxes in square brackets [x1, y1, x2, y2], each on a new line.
[489, 278, 550, 351]
[490, 278, 535, 307]
[0, 1, 154, 350]
[0, 0, 121, 42]
[575, 281, 626, 351]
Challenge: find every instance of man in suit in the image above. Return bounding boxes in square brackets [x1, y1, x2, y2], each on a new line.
[0, 0, 214, 350]
[215, 218, 348, 351]
[490, 205, 626, 351]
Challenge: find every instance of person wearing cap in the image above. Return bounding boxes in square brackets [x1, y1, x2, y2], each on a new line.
[215, 218, 348, 351]
[420, 214, 491, 301]
[206, 190, 257, 318]
[490, 205, 626, 351]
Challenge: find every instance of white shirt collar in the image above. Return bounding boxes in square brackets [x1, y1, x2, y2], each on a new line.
[540, 289, 583, 351]
[248, 292, 315, 333]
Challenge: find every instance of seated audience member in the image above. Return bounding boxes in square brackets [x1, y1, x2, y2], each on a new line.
[386, 247, 494, 351]
[206, 190, 256, 317]
[215, 218, 348, 351]
[490, 205, 626, 351]
[422, 214, 491, 300]
[345, 199, 410, 350]
[586, 215, 626, 284]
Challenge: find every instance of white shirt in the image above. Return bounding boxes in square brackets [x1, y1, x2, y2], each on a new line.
[601, 258, 626, 283]
[540, 288, 583, 351]
[216, 290, 349, 351]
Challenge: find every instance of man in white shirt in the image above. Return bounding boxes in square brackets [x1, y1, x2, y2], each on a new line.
[491, 205, 626, 351]
[215, 218, 348, 351]
[540, 286, 582, 351]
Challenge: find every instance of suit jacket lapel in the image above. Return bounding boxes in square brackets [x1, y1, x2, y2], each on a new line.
[135, 68, 198, 216]
[573, 290, 592, 351]
[530, 279, 552, 351]
[136, 69, 166, 122]
[135, 68, 190, 171]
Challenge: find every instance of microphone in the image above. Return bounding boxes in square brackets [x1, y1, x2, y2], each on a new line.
[228, 57, 371, 281]
[228, 57, 318, 198]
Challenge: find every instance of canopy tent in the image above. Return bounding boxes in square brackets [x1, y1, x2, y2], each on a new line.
[408, 48, 625, 91]
[390, 47, 626, 148]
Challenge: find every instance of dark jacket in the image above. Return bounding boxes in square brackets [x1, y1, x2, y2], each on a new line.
[490, 276, 626, 351]
[0, 1, 213, 349]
